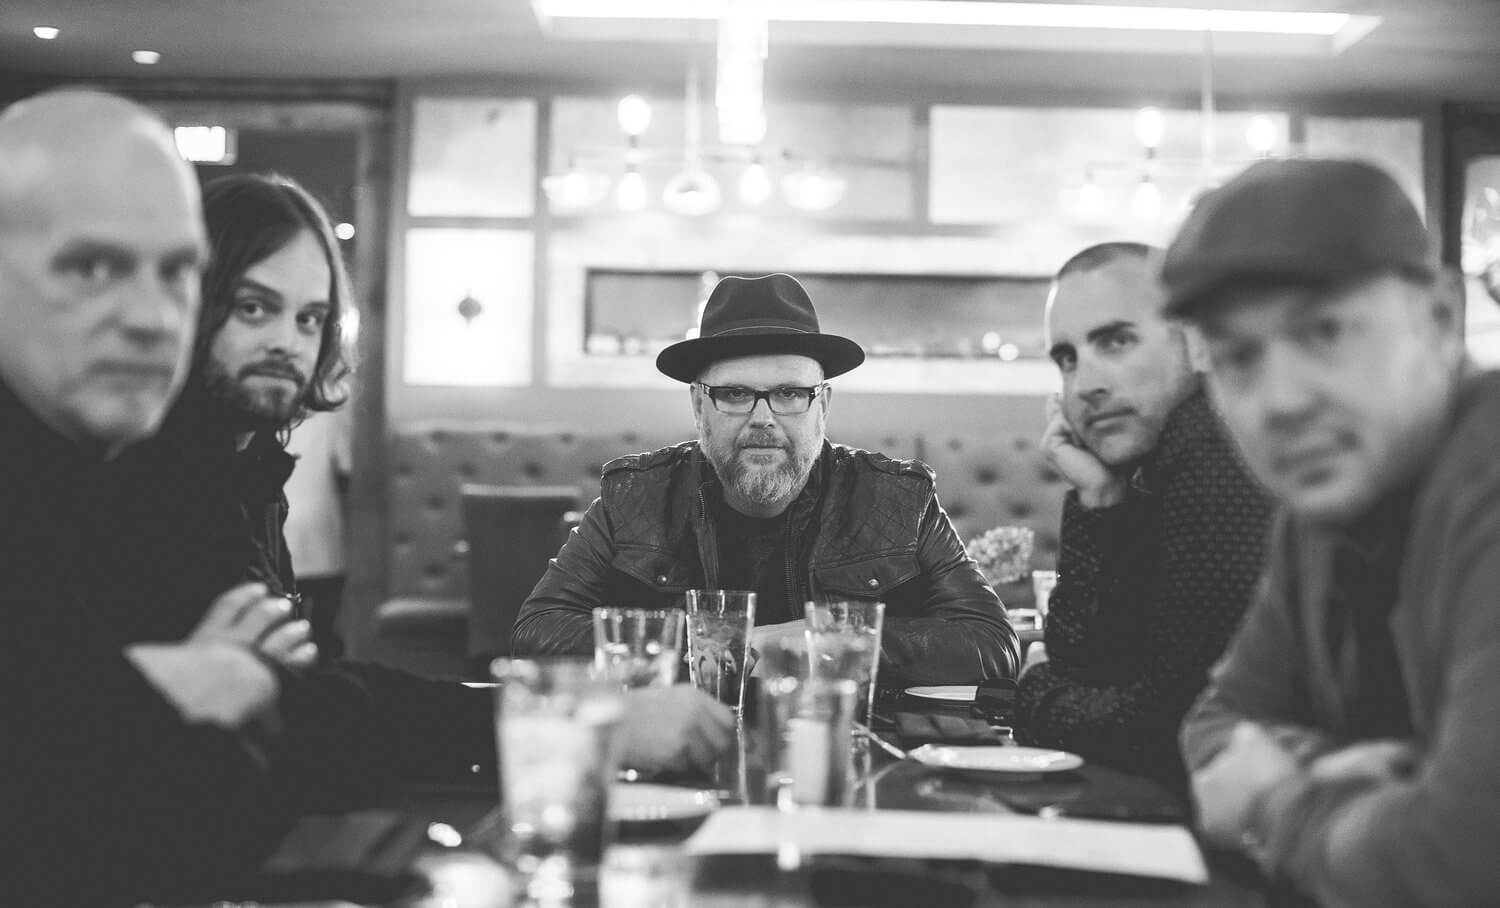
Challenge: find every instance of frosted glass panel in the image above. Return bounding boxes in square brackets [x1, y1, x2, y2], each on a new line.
[548, 97, 912, 219]
[408, 97, 536, 217]
[929, 105, 1290, 234]
[403, 228, 533, 386]
[1303, 116, 1424, 214]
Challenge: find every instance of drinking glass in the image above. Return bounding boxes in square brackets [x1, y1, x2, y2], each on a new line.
[491, 658, 623, 904]
[805, 600, 884, 733]
[1031, 569, 1059, 629]
[684, 590, 756, 714]
[592, 607, 684, 688]
[758, 635, 858, 809]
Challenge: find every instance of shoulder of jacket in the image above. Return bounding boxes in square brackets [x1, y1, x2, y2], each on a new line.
[830, 443, 936, 485]
[601, 441, 698, 478]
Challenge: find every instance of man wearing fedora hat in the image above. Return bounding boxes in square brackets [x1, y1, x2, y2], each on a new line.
[513, 273, 1018, 684]
[1170, 158, 1500, 906]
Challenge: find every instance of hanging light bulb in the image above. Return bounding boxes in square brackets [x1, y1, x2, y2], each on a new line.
[663, 169, 722, 216]
[1132, 175, 1163, 218]
[541, 158, 608, 210]
[738, 157, 771, 205]
[615, 167, 647, 211]
[662, 61, 722, 216]
[1135, 106, 1165, 151]
[1246, 114, 1277, 157]
[782, 163, 846, 212]
[617, 95, 652, 137]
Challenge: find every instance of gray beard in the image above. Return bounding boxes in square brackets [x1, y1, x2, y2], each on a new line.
[713, 447, 816, 510]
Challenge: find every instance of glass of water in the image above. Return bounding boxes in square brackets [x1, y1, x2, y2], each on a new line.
[592, 607, 684, 688]
[805, 600, 885, 733]
[490, 658, 623, 905]
[684, 590, 756, 715]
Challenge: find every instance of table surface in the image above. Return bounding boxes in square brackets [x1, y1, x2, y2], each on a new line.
[361, 689, 1270, 908]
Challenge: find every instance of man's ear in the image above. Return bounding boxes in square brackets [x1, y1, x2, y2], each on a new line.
[1181, 323, 1212, 373]
[1430, 267, 1466, 337]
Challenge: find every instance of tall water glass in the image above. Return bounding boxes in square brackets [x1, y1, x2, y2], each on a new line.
[805, 600, 885, 732]
[684, 590, 756, 715]
[592, 607, 683, 688]
[491, 658, 623, 904]
[758, 635, 857, 808]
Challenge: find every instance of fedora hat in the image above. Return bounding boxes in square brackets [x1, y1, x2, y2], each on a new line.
[656, 273, 865, 383]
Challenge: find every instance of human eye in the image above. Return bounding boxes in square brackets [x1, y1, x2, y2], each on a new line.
[772, 387, 811, 405]
[57, 251, 132, 289]
[1098, 329, 1137, 354]
[297, 308, 329, 333]
[716, 386, 755, 406]
[160, 256, 203, 289]
[1050, 348, 1076, 372]
[234, 296, 272, 322]
[1296, 314, 1344, 351]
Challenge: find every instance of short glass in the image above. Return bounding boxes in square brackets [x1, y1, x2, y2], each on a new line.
[805, 599, 885, 732]
[759, 635, 857, 808]
[684, 590, 756, 715]
[491, 658, 623, 904]
[592, 607, 684, 689]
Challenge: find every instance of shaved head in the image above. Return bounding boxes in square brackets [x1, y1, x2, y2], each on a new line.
[0, 90, 206, 453]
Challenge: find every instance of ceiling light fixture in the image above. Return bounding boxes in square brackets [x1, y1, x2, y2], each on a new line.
[716, 0, 768, 145]
[131, 50, 162, 65]
[535, 0, 1373, 36]
[32, 26, 60, 40]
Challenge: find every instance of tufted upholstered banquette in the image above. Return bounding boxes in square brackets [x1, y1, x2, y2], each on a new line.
[369, 423, 1068, 677]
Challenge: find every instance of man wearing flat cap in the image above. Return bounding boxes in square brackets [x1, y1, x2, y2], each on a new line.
[514, 273, 1018, 684]
[1170, 158, 1500, 906]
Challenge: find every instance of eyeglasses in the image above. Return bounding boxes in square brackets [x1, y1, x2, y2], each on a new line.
[696, 383, 827, 415]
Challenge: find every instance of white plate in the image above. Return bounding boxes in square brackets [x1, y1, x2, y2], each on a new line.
[908, 745, 1084, 775]
[609, 783, 719, 822]
[903, 685, 978, 702]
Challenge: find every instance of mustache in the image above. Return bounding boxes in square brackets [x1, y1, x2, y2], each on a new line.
[239, 359, 307, 387]
[737, 433, 787, 449]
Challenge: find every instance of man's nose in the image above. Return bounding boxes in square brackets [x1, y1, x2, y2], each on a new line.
[746, 395, 777, 426]
[1072, 355, 1111, 405]
[117, 276, 186, 344]
[1260, 342, 1320, 425]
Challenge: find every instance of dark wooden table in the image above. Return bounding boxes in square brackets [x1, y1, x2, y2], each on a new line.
[364, 689, 1269, 908]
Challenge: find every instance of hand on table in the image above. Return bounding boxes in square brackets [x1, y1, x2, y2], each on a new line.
[125, 641, 279, 729]
[190, 582, 317, 669]
[618, 685, 736, 775]
[1192, 721, 1299, 850]
[1040, 393, 1127, 509]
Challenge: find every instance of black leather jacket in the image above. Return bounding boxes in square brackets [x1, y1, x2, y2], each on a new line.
[512, 441, 1019, 684]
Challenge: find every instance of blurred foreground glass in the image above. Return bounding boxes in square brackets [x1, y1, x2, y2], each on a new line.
[684, 590, 756, 714]
[491, 658, 623, 904]
[759, 635, 857, 808]
[592, 607, 683, 688]
[805, 600, 885, 732]
[1031, 569, 1059, 629]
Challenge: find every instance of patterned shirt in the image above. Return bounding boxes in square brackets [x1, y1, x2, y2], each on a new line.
[1016, 387, 1274, 784]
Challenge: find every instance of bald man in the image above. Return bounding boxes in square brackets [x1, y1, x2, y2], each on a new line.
[3, 91, 733, 905]
[0, 90, 302, 905]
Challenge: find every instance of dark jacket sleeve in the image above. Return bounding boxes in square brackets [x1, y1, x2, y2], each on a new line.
[269, 662, 497, 810]
[1018, 437, 1272, 780]
[511, 495, 612, 656]
[880, 494, 1020, 684]
[8, 604, 291, 906]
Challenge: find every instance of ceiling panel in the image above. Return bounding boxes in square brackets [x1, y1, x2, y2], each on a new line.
[0, 0, 1497, 101]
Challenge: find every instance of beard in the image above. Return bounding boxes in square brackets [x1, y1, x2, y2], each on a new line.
[704, 428, 819, 509]
[201, 356, 309, 434]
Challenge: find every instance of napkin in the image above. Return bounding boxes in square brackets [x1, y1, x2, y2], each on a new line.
[895, 712, 1005, 747]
